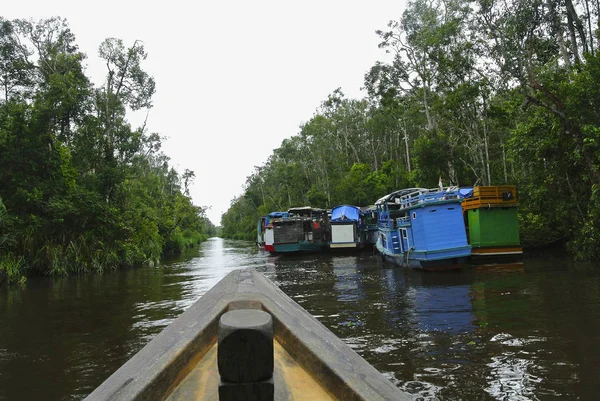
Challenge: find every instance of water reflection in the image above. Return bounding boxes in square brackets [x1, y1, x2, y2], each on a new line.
[407, 270, 475, 334]
[332, 256, 364, 303]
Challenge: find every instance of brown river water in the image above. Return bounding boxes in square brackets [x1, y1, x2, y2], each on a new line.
[1, 237, 599, 400]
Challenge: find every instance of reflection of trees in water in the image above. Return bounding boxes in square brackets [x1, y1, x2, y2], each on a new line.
[244, 251, 600, 400]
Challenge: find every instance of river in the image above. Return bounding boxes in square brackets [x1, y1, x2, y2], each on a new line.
[1, 238, 599, 400]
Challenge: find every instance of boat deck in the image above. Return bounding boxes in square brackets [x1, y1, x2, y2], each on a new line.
[166, 341, 335, 400]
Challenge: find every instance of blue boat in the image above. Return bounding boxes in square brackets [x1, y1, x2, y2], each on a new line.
[374, 187, 471, 271]
[329, 205, 364, 249]
[271, 207, 330, 254]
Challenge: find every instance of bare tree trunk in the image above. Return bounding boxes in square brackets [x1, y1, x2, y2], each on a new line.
[448, 161, 457, 184]
[404, 132, 412, 172]
[566, 172, 585, 221]
[323, 165, 331, 206]
[502, 141, 508, 183]
[259, 178, 266, 206]
[423, 78, 435, 130]
[371, 137, 379, 171]
[548, 0, 572, 67]
[343, 127, 361, 164]
[564, 0, 582, 62]
[483, 121, 491, 185]
[565, 0, 588, 55]
[396, 128, 401, 163]
[584, 0, 595, 55]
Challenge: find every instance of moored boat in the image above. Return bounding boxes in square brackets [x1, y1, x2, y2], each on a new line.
[260, 211, 289, 253]
[460, 186, 522, 259]
[361, 206, 380, 247]
[84, 269, 409, 401]
[257, 216, 268, 250]
[329, 204, 364, 250]
[375, 187, 471, 271]
[271, 207, 330, 254]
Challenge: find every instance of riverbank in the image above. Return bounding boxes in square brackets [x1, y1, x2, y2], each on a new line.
[0, 234, 212, 287]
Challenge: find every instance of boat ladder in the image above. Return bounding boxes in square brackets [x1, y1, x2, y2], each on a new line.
[391, 232, 401, 251]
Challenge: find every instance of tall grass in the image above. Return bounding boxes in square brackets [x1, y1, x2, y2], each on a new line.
[0, 254, 26, 285]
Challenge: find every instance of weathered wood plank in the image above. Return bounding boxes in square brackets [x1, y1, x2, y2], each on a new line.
[84, 269, 410, 401]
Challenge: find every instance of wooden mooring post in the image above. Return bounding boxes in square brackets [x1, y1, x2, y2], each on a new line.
[218, 309, 274, 400]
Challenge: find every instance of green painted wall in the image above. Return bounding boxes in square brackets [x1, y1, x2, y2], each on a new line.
[467, 207, 520, 247]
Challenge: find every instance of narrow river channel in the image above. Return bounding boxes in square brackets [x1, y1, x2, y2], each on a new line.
[1, 238, 600, 400]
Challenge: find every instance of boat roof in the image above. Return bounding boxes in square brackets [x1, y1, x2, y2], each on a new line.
[330, 205, 361, 222]
[268, 211, 289, 218]
[288, 206, 319, 212]
[288, 206, 327, 215]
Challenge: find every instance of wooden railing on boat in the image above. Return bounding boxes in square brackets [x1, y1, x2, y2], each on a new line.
[84, 269, 408, 401]
[461, 186, 518, 212]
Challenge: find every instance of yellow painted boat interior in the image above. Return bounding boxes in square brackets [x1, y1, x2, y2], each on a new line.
[165, 340, 336, 401]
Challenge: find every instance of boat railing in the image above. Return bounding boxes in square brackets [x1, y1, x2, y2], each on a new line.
[461, 185, 517, 212]
[399, 187, 461, 208]
[396, 216, 411, 226]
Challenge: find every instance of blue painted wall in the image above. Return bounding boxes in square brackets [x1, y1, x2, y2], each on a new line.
[410, 204, 467, 251]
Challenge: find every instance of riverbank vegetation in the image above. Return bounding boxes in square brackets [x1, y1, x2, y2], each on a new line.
[0, 17, 215, 285]
[222, 0, 600, 259]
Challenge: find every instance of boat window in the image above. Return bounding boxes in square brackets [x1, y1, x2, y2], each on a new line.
[429, 209, 437, 213]
[412, 212, 417, 219]
[402, 229, 407, 238]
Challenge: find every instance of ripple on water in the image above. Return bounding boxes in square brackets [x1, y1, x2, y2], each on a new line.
[400, 380, 443, 400]
[372, 343, 398, 354]
[490, 333, 547, 347]
[485, 353, 543, 401]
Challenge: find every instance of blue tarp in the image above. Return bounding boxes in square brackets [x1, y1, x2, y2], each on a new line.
[268, 211, 289, 218]
[263, 211, 289, 226]
[331, 205, 360, 222]
[458, 187, 474, 198]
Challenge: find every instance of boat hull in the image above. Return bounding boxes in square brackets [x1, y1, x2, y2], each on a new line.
[84, 269, 409, 401]
[272, 241, 328, 254]
[329, 242, 359, 249]
[375, 237, 470, 271]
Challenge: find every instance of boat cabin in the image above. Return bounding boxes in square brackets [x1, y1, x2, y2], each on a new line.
[375, 187, 471, 270]
[271, 207, 330, 253]
[329, 205, 362, 249]
[460, 186, 522, 257]
[261, 212, 289, 252]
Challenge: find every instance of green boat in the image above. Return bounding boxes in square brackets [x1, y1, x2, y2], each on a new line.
[461, 186, 522, 259]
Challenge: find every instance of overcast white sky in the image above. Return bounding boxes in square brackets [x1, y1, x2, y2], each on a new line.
[4, 1, 407, 225]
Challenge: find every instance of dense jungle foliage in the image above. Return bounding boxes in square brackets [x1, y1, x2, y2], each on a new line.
[222, 0, 600, 260]
[0, 17, 215, 285]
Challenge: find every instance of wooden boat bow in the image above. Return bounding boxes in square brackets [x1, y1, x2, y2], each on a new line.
[84, 268, 409, 401]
